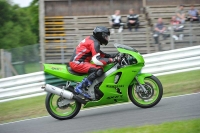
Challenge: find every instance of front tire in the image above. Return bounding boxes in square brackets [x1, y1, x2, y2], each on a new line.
[45, 93, 81, 120]
[128, 75, 163, 108]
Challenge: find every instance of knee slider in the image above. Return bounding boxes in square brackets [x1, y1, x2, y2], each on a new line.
[88, 68, 97, 74]
[96, 68, 103, 77]
[87, 68, 103, 81]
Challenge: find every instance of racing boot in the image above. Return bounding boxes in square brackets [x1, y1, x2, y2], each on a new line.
[74, 78, 92, 98]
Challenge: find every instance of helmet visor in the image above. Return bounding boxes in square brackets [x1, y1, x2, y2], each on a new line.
[105, 35, 110, 41]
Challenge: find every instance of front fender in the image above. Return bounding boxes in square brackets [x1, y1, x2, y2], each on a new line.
[131, 73, 152, 85]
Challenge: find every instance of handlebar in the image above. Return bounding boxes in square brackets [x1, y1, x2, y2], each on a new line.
[115, 53, 137, 66]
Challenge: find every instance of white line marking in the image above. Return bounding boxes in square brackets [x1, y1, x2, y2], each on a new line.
[163, 92, 200, 99]
[0, 116, 49, 126]
[0, 92, 200, 126]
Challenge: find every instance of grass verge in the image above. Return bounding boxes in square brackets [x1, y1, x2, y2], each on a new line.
[91, 118, 200, 133]
[0, 95, 47, 124]
[158, 70, 200, 97]
[0, 70, 200, 124]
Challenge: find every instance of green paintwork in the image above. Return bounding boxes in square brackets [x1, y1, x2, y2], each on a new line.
[83, 65, 139, 107]
[132, 77, 160, 105]
[136, 73, 152, 84]
[43, 63, 115, 82]
[44, 44, 161, 110]
[103, 63, 115, 72]
[43, 64, 85, 82]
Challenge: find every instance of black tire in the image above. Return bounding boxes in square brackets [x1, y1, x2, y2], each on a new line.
[45, 92, 81, 120]
[128, 75, 163, 108]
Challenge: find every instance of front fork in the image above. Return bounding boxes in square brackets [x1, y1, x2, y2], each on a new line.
[133, 73, 152, 94]
[135, 77, 148, 94]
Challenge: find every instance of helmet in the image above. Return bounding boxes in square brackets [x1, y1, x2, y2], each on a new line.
[93, 26, 110, 45]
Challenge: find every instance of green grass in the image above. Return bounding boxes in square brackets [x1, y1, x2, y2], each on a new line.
[158, 70, 200, 97]
[0, 95, 47, 124]
[91, 118, 200, 133]
[0, 70, 200, 124]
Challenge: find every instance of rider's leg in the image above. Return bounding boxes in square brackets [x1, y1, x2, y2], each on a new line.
[70, 62, 103, 98]
[76, 67, 103, 91]
[87, 67, 104, 82]
[75, 67, 103, 98]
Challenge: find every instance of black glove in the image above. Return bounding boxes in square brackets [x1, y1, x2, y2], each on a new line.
[113, 56, 121, 63]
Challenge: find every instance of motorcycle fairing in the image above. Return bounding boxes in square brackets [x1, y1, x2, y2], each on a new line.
[43, 63, 115, 82]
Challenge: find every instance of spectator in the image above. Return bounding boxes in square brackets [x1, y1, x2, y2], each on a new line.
[110, 10, 124, 33]
[176, 5, 186, 24]
[153, 18, 168, 44]
[170, 16, 184, 40]
[188, 5, 200, 22]
[127, 9, 140, 32]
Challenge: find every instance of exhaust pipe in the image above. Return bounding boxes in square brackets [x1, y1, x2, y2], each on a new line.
[42, 84, 87, 104]
[42, 84, 74, 99]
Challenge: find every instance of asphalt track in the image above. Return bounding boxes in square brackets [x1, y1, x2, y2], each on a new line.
[1, 93, 200, 133]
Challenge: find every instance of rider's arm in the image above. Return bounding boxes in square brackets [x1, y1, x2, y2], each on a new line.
[91, 41, 113, 66]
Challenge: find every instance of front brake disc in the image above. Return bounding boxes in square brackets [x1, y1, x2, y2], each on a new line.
[136, 82, 154, 100]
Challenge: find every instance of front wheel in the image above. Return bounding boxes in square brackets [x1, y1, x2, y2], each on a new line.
[45, 93, 81, 120]
[128, 75, 163, 108]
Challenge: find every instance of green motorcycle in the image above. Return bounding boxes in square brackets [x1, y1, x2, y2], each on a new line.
[42, 44, 163, 120]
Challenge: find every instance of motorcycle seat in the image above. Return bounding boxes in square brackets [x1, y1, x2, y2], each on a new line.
[67, 67, 85, 76]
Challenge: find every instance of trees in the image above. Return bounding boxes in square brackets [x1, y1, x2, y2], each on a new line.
[28, 0, 39, 42]
[0, 0, 38, 49]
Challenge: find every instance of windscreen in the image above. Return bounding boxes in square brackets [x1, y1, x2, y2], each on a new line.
[114, 43, 138, 52]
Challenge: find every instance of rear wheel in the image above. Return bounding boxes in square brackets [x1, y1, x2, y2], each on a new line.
[45, 93, 81, 120]
[128, 75, 163, 108]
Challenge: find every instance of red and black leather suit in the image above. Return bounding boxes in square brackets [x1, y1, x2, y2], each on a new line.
[69, 35, 115, 81]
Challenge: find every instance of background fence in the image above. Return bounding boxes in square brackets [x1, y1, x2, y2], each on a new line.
[0, 44, 42, 78]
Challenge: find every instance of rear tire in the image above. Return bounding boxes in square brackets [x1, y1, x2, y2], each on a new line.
[45, 93, 81, 120]
[128, 75, 163, 108]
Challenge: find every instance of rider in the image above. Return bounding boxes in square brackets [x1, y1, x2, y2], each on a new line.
[69, 26, 119, 98]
